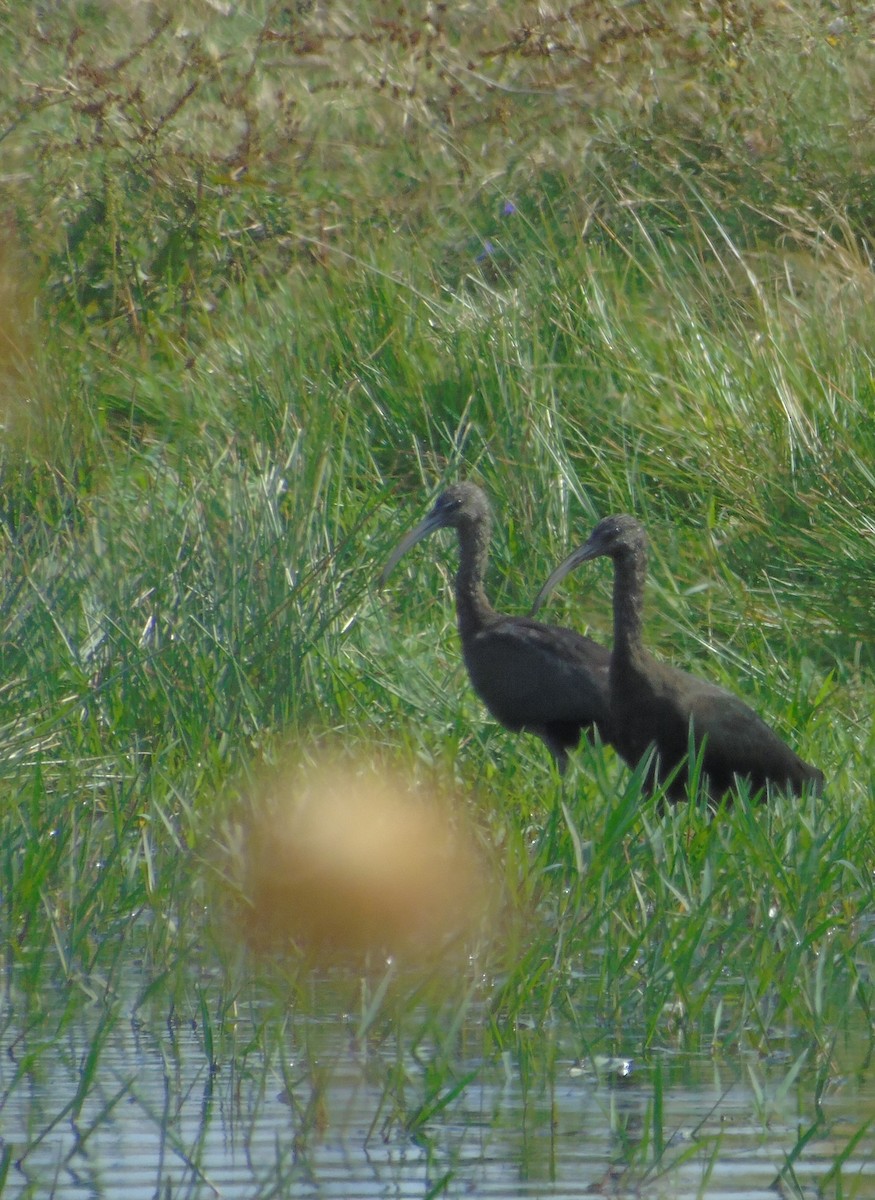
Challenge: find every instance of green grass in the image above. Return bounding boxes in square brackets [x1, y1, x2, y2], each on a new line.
[1, 1, 874, 1196]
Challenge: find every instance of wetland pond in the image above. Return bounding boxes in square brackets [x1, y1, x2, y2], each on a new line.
[2, 959, 874, 1200]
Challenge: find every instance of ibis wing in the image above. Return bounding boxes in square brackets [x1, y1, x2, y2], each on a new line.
[463, 619, 610, 730]
[682, 680, 811, 788]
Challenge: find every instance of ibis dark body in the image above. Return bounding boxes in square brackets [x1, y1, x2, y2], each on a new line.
[532, 514, 824, 801]
[381, 483, 612, 772]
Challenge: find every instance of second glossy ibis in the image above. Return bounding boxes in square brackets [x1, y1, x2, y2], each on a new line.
[532, 514, 824, 801]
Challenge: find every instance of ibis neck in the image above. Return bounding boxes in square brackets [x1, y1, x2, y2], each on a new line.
[611, 545, 648, 669]
[454, 521, 495, 636]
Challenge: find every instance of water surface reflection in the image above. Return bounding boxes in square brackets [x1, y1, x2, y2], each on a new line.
[2, 970, 873, 1198]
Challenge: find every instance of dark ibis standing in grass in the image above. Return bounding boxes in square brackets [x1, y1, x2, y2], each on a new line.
[380, 483, 613, 773]
[532, 514, 825, 801]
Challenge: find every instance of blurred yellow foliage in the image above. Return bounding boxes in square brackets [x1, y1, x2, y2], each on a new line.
[240, 751, 495, 963]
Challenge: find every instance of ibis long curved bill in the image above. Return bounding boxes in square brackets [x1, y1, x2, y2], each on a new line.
[530, 533, 603, 616]
[380, 507, 446, 586]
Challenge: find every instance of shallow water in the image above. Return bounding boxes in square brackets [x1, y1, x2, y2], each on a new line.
[2, 967, 874, 1200]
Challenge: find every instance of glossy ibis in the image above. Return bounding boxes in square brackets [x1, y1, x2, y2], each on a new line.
[532, 514, 824, 801]
[380, 483, 612, 772]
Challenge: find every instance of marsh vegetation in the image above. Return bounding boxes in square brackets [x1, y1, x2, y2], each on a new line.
[1, 2, 873, 1195]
